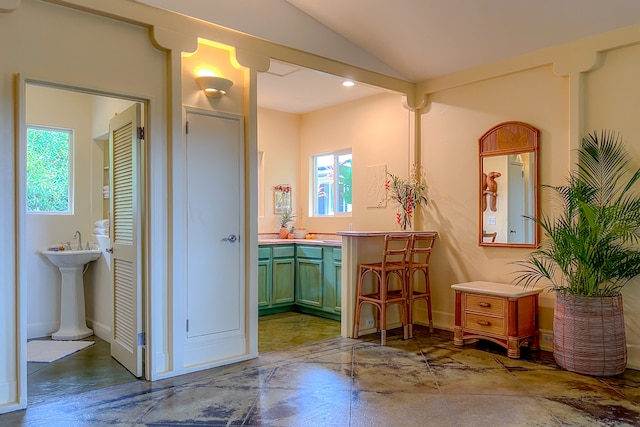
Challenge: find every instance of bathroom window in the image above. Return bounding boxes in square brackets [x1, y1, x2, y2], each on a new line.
[312, 149, 352, 216]
[26, 125, 73, 214]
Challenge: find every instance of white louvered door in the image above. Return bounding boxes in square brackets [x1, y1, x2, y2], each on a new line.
[109, 103, 143, 377]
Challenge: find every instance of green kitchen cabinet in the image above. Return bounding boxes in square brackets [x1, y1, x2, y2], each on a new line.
[295, 245, 323, 308]
[259, 245, 295, 315]
[257, 247, 272, 309]
[259, 242, 341, 320]
[296, 245, 341, 320]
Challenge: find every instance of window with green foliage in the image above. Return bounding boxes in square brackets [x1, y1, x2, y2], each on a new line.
[27, 126, 73, 213]
[312, 150, 352, 216]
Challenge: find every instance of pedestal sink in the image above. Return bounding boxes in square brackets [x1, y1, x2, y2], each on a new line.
[40, 249, 102, 340]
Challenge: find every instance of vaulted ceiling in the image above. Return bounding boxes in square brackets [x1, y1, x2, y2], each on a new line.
[136, 0, 640, 113]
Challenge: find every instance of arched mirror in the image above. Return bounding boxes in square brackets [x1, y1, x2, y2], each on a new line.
[479, 121, 539, 248]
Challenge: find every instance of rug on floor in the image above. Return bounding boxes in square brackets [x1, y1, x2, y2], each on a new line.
[27, 340, 94, 363]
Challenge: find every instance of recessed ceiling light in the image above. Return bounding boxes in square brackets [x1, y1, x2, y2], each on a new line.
[342, 81, 355, 87]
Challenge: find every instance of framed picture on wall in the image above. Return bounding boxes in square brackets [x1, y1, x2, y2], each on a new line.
[274, 184, 291, 213]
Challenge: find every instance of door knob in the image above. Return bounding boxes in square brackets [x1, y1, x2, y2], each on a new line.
[222, 234, 238, 243]
[106, 247, 113, 253]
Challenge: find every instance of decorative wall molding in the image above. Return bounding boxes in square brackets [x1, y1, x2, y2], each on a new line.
[151, 26, 197, 54]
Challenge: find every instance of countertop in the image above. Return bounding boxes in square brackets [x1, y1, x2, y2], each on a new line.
[336, 230, 438, 237]
[259, 238, 342, 247]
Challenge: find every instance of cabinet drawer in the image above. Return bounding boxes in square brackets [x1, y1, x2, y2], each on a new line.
[273, 246, 295, 258]
[258, 247, 271, 260]
[464, 313, 505, 335]
[297, 245, 323, 259]
[465, 294, 504, 315]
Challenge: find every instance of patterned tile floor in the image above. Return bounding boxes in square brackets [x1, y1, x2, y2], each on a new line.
[3, 315, 640, 426]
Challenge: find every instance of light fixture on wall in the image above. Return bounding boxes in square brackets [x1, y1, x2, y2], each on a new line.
[196, 75, 233, 99]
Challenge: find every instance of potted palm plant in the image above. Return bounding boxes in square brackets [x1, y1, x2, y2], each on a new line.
[514, 130, 640, 376]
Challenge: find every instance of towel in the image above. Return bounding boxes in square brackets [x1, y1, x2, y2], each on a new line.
[94, 219, 109, 228]
[93, 227, 108, 235]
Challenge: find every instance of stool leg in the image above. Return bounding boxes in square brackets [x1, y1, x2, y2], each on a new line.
[353, 302, 361, 339]
[426, 270, 433, 333]
[352, 267, 366, 339]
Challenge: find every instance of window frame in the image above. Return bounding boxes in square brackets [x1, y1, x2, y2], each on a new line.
[26, 124, 74, 215]
[311, 149, 352, 217]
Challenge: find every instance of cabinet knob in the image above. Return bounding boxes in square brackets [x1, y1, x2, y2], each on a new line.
[477, 320, 490, 326]
[477, 302, 491, 308]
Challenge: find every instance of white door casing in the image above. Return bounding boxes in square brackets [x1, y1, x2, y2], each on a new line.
[184, 107, 246, 366]
[109, 103, 143, 377]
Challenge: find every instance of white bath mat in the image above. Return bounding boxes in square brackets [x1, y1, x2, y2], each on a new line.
[27, 340, 94, 363]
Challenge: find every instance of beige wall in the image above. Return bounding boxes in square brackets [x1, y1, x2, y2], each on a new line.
[258, 93, 411, 234]
[257, 108, 300, 233]
[300, 92, 411, 233]
[421, 64, 569, 335]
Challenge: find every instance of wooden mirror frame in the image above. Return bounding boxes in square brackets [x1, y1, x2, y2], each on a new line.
[479, 121, 539, 248]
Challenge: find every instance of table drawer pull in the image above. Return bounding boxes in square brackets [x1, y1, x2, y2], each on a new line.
[477, 302, 491, 308]
[477, 320, 490, 326]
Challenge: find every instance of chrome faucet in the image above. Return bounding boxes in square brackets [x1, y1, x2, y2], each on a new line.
[73, 230, 82, 251]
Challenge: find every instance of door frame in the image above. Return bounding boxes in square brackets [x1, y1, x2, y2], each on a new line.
[15, 74, 151, 405]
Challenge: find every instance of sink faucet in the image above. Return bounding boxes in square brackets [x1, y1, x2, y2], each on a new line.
[73, 230, 82, 251]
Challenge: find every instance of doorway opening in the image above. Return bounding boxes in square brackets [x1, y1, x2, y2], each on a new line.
[19, 80, 148, 405]
[256, 59, 392, 352]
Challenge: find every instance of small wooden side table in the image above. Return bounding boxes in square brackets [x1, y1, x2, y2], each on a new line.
[451, 281, 542, 358]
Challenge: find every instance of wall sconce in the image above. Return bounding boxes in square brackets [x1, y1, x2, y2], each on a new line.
[195, 76, 233, 99]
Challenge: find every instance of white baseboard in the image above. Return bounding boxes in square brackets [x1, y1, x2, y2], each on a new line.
[86, 318, 111, 343]
[26, 321, 57, 339]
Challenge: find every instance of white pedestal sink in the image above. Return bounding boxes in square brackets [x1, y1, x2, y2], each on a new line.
[40, 249, 102, 340]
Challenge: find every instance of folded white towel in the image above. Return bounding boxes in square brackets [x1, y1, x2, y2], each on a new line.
[94, 219, 109, 228]
[93, 227, 108, 235]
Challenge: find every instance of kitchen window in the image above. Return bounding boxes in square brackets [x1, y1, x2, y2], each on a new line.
[26, 125, 73, 214]
[312, 150, 352, 216]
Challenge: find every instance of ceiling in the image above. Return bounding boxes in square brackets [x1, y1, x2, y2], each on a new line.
[136, 0, 640, 113]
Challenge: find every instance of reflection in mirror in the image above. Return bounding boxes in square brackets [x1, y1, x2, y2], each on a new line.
[479, 122, 539, 248]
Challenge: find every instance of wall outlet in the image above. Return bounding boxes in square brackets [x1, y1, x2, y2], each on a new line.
[541, 333, 553, 347]
[365, 317, 375, 328]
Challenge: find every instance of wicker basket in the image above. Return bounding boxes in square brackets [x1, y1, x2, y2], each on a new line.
[553, 293, 627, 376]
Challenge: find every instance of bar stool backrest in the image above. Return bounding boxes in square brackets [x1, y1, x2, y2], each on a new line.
[408, 233, 436, 267]
[381, 234, 412, 268]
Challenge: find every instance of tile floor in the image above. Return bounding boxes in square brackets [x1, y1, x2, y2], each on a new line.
[3, 315, 640, 426]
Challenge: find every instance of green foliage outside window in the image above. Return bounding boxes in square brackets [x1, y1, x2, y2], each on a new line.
[27, 127, 72, 213]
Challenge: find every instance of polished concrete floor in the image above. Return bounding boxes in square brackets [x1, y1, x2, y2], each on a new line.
[3, 315, 640, 426]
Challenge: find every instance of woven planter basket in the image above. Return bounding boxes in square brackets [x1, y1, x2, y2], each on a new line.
[553, 293, 627, 376]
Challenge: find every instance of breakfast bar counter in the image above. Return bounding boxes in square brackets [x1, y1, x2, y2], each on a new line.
[336, 230, 438, 338]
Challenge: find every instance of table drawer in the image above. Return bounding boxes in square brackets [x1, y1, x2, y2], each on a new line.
[465, 294, 504, 315]
[464, 312, 505, 335]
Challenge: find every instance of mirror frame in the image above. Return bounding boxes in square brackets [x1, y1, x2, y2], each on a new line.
[478, 121, 539, 248]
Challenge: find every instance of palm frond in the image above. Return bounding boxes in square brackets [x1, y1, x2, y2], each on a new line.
[513, 130, 640, 296]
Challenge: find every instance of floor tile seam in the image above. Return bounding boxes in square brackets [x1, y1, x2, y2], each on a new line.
[352, 387, 443, 395]
[594, 377, 639, 403]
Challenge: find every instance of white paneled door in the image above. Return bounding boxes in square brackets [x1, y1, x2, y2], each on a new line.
[184, 107, 245, 366]
[109, 103, 143, 377]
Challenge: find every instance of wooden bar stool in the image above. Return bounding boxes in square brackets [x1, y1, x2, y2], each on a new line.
[406, 233, 436, 338]
[352, 234, 411, 345]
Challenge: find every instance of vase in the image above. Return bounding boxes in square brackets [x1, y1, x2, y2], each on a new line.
[397, 207, 411, 230]
[279, 227, 289, 239]
[553, 293, 627, 376]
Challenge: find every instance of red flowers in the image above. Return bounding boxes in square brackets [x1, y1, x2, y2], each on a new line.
[383, 165, 428, 230]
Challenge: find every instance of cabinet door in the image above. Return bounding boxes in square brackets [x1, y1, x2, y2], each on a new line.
[334, 254, 342, 312]
[257, 259, 271, 308]
[296, 258, 323, 307]
[272, 258, 295, 305]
